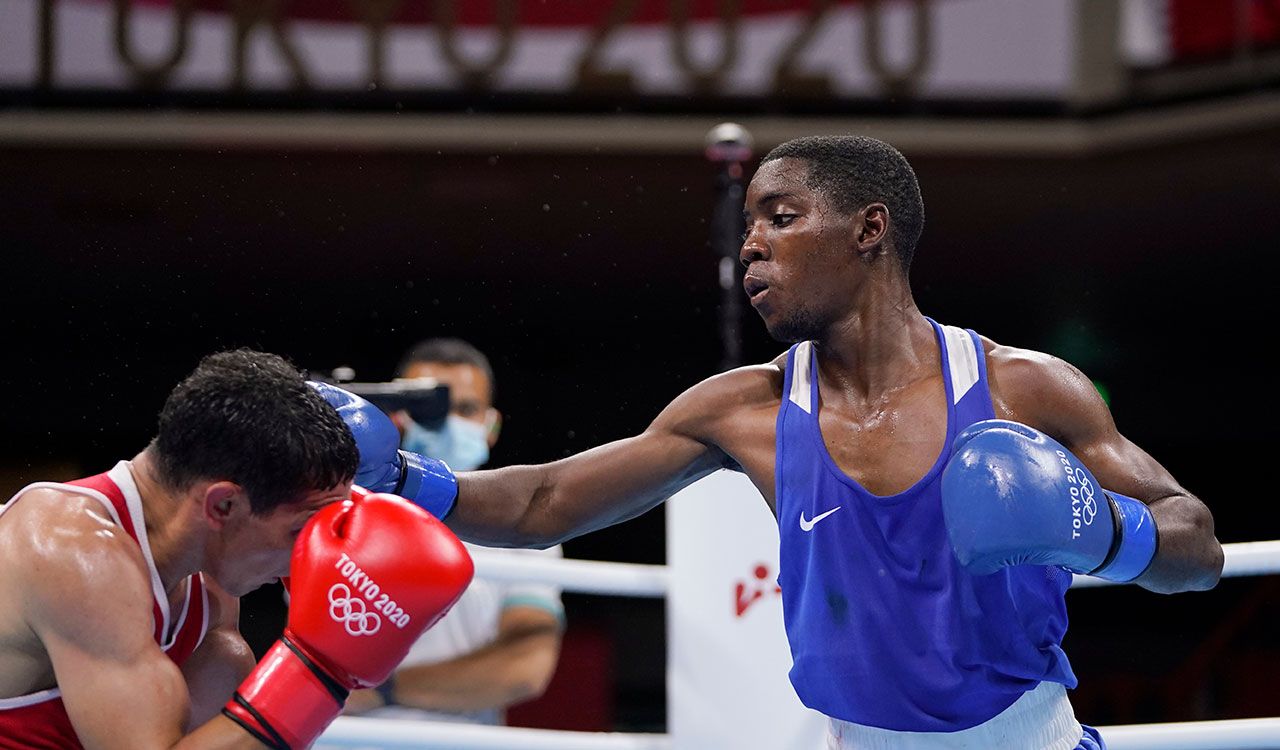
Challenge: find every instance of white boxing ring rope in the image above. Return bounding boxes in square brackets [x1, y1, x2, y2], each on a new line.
[322, 718, 672, 749]
[466, 554, 670, 598]
[464, 540, 1280, 595]
[321, 540, 1280, 750]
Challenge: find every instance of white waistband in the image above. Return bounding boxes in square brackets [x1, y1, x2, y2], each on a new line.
[826, 681, 1083, 750]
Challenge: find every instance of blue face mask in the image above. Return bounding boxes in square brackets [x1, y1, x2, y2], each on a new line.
[402, 415, 491, 471]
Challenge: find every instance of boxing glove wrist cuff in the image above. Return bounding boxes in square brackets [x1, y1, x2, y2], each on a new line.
[223, 636, 350, 750]
[223, 693, 289, 750]
[1090, 492, 1158, 583]
[396, 450, 459, 520]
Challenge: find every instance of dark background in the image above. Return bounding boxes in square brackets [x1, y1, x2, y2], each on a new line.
[2, 121, 1278, 728]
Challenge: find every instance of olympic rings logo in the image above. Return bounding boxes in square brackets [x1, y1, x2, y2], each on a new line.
[328, 583, 383, 637]
[1075, 468, 1099, 526]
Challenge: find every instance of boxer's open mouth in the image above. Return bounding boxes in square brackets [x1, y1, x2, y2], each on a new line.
[744, 275, 769, 303]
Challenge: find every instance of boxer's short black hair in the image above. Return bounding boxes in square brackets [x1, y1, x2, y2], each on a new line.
[762, 135, 925, 272]
[152, 349, 358, 514]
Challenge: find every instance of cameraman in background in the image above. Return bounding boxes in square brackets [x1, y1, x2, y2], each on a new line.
[346, 338, 565, 725]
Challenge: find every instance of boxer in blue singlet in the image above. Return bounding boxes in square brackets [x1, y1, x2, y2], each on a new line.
[327, 136, 1224, 749]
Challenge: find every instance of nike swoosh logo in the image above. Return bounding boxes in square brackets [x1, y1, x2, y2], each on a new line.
[799, 506, 841, 532]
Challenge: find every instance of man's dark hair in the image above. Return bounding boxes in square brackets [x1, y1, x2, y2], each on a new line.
[152, 349, 358, 514]
[396, 338, 495, 400]
[761, 135, 925, 271]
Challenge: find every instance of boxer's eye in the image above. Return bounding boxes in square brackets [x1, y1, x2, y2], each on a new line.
[771, 213, 797, 228]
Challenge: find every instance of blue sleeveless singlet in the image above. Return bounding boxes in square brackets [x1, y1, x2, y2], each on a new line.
[775, 318, 1076, 731]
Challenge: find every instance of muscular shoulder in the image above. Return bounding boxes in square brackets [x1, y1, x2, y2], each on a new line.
[0, 488, 140, 570]
[653, 361, 783, 437]
[0, 489, 154, 640]
[705, 360, 786, 409]
[981, 336, 1114, 445]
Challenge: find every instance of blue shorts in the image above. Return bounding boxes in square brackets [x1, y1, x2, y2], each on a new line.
[1079, 725, 1107, 749]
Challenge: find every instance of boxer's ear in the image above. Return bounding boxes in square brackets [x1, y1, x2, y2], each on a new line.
[485, 408, 502, 447]
[854, 202, 889, 258]
[203, 481, 249, 529]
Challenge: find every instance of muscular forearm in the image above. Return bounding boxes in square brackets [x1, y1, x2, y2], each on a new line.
[450, 464, 560, 548]
[1136, 493, 1223, 594]
[451, 436, 722, 548]
[182, 630, 255, 729]
[74, 709, 268, 750]
[171, 715, 272, 750]
[389, 629, 560, 713]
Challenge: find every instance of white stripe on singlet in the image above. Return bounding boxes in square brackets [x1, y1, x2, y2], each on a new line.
[789, 341, 814, 414]
[107, 461, 179, 647]
[941, 325, 980, 405]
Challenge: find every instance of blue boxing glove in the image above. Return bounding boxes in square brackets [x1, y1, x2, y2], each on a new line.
[308, 381, 458, 520]
[941, 419, 1157, 583]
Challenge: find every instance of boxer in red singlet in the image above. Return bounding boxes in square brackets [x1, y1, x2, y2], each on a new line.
[0, 350, 473, 750]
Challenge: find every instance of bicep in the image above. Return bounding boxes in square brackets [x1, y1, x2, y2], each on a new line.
[30, 553, 190, 749]
[994, 345, 1220, 590]
[53, 637, 190, 750]
[1070, 429, 1189, 506]
[1002, 352, 1185, 503]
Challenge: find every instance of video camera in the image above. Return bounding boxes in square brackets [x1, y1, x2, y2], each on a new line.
[311, 368, 451, 428]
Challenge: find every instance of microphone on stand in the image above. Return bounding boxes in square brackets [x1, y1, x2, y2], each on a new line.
[705, 123, 754, 372]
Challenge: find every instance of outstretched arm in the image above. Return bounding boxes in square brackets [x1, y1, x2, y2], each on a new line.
[447, 371, 750, 548]
[315, 367, 776, 548]
[992, 346, 1223, 593]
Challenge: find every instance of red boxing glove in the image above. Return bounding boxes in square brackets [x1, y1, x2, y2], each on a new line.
[223, 489, 473, 749]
